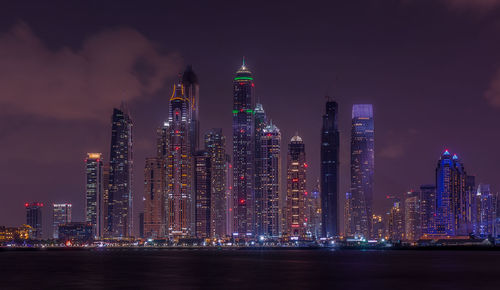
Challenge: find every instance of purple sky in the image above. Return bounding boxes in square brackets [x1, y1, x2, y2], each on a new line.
[1, 0, 500, 236]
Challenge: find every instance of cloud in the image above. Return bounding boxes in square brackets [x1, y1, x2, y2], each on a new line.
[0, 22, 181, 121]
[485, 68, 500, 107]
[379, 129, 418, 159]
[442, 0, 500, 9]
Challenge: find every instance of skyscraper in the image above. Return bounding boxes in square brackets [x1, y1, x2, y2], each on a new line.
[320, 99, 340, 238]
[26, 202, 43, 239]
[419, 184, 436, 236]
[182, 65, 200, 154]
[404, 191, 420, 241]
[473, 184, 497, 238]
[435, 150, 466, 236]
[232, 59, 255, 239]
[388, 198, 404, 241]
[349, 104, 374, 238]
[106, 107, 133, 238]
[53, 203, 72, 239]
[162, 79, 194, 239]
[204, 129, 227, 238]
[256, 122, 281, 238]
[305, 180, 321, 239]
[286, 135, 307, 239]
[85, 153, 103, 238]
[194, 151, 211, 239]
[254, 103, 267, 237]
[143, 157, 165, 238]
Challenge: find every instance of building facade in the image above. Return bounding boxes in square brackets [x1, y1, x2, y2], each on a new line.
[286, 135, 306, 239]
[106, 107, 133, 238]
[143, 157, 165, 238]
[320, 100, 340, 238]
[349, 104, 375, 238]
[419, 185, 436, 236]
[473, 184, 497, 238]
[26, 202, 43, 239]
[404, 192, 420, 241]
[194, 151, 212, 239]
[85, 153, 103, 238]
[232, 60, 255, 239]
[53, 203, 72, 239]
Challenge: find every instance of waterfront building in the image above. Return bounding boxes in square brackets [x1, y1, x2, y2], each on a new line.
[58, 222, 94, 243]
[0, 225, 31, 241]
[286, 135, 306, 239]
[473, 184, 497, 238]
[320, 99, 340, 238]
[194, 151, 212, 239]
[204, 129, 227, 238]
[349, 104, 375, 238]
[388, 199, 404, 241]
[26, 202, 43, 239]
[256, 122, 281, 238]
[105, 107, 133, 238]
[52, 203, 72, 239]
[435, 150, 467, 236]
[404, 191, 420, 241]
[143, 157, 166, 238]
[254, 103, 267, 237]
[85, 153, 103, 238]
[306, 180, 321, 239]
[371, 214, 385, 240]
[225, 156, 233, 236]
[232, 59, 255, 238]
[419, 185, 436, 236]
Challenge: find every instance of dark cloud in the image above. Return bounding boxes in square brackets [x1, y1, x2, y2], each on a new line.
[0, 22, 181, 121]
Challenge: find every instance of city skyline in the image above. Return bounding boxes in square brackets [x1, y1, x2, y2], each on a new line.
[2, 1, 500, 237]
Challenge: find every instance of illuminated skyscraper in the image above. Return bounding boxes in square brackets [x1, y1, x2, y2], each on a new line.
[194, 151, 211, 239]
[320, 99, 340, 238]
[349, 104, 374, 238]
[388, 198, 404, 241]
[225, 156, 234, 236]
[26, 202, 43, 239]
[404, 191, 420, 241]
[256, 122, 281, 238]
[305, 180, 321, 239]
[286, 135, 306, 239]
[254, 103, 267, 236]
[204, 129, 227, 238]
[106, 107, 133, 238]
[182, 65, 200, 154]
[473, 184, 497, 238]
[435, 150, 466, 236]
[161, 79, 194, 239]
[419, 184, 436, 236]
[232, 59, 255, 238]
[53, 203, 72, 239]
[143, 157, 166, 238]
[85, 153, 103, 238]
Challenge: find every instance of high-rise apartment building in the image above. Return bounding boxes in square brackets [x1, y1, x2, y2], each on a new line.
[404, 191, 420, 241]
[473, 184, 497, 238]
[419, 185, 436, 236]
[85, 153, 103, 238]
[26, 202, 43, 239]
[143, 157, 165, 238]
[194, 151, 211, 239]
[286, 135, 306, 239]
[53, 203, 72, 239]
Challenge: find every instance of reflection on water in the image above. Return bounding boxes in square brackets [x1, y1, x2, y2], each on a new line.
[0, 249, 499, 289]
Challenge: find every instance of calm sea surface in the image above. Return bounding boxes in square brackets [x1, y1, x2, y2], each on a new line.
[0, 248, 499, 289]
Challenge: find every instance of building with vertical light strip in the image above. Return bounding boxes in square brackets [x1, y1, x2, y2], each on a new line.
[321, 99, 340, 238]
[204, 129, 227, 238]
[194, 151, 211, 239]
[106, 107, 133, 238]
[232, 59, 255, 239]
[85, 153, 103, 238]
[286, 135, 306, 239]
[349, 104, 374, 239]
[53, 203, 72, 239]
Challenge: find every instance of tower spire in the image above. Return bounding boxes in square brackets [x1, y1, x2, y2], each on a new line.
[242, 56, 246, 68]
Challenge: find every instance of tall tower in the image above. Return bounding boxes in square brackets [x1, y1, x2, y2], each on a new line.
[435, 150, 467, 236]
[162, 79, 194, 239]
[320, 100, 340, 238]
[26, 202, 43, 239]
[182, 65, 200, 154]
[349, 104, 374, 238]
[286, 135, 307, 239]
[473, 184, 497, 237]
[254, 103, 267, 236]
[232, 59, 255, 239]
[256, 121, 281, 238]
[204, 129, 228, 238]
[419, 184, 436, 236]
[106, 107, 133, 238]
[404, 191, 420, 241]
[194, 151, 212, 239]
[85, 153, 103, 238]
[143, 157, 166, 238]
[53, 203, 72, 239]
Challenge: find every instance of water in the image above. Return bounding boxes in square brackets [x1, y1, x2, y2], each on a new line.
[0, 248, 499, 289]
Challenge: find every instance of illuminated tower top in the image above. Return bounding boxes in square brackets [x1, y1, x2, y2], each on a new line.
[234, 58, 253, 81]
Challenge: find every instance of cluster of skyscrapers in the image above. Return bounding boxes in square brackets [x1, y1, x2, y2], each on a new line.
[19, 60, 498, 244]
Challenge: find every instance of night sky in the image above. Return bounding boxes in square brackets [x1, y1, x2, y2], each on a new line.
[1, 0, 500, 236]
